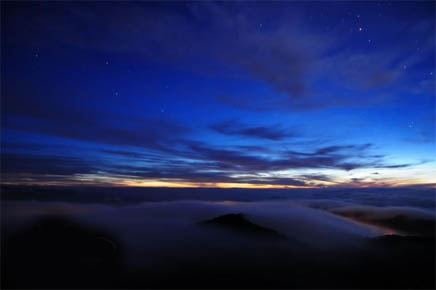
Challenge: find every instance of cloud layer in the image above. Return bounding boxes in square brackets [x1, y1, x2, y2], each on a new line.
[1, 2, 434, 187]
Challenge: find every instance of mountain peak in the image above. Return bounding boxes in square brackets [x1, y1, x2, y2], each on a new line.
[199, 213, 286, 239]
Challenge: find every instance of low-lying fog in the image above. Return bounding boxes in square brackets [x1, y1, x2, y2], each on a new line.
[2, 188, 435, 288]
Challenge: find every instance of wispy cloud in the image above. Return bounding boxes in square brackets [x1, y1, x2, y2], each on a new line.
[5, 3, 432, 112]
[210, 120, 300, 141]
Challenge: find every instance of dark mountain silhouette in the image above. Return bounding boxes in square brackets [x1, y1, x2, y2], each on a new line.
[2, 216, 435, 289]
[368, 234, 435, 250]
[1, 217, 122, 289]
[374, 215, 435, 237]
[199, 213, 286, 239]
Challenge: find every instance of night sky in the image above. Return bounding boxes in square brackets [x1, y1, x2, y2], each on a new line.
[1, 1, 435, 188]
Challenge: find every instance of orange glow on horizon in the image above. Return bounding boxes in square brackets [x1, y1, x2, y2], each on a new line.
[120, 180, 314, 189]
[1, 175, 435, 189]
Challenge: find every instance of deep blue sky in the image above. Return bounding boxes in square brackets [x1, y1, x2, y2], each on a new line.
[1, 1, 435, 188]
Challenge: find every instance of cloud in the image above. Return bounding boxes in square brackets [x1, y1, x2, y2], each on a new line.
[2, 199, 378, 250]
[297, 173, 334, 183]
[3, 199, 371, 288]
[210, 120, 300, 141]
[1, 153, 96, 176]
[1, 80, 187, 151]
[3, 197, 435, 288]
[1, 2, 432, 186]
[1, 138, 420, 186]
[100, 150, 148, 159]
[2, 2, 322, 99]
[4, 2, 432, 112]
[328, 205, 435, 237]
[373, 160, 430, 169]
[184, 142, 372, 173]
[298, 196, 436, 236]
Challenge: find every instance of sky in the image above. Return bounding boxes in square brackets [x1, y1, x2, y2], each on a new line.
[1, 1, 435, 188]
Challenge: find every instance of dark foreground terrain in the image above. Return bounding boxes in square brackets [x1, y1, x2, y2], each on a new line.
[2, 214, 435, 289]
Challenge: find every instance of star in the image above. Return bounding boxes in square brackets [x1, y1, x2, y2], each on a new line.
[357, 14, 361, 18]
[368, 39, 371, 43]
[403, 65, 407, 70]
[34, 53, 39, 58]
[115, 92, 119, 96]
[105, 61, 109, 65]
[358, 27, 363, 32]
[161, 109, 165, 113]
[259, 23, 263, 28]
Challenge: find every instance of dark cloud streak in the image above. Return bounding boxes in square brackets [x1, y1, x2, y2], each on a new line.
[210, 120, 300, 141]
